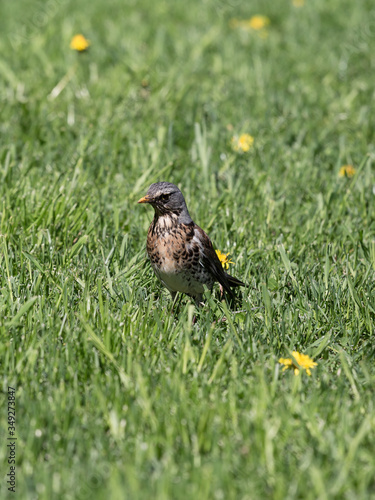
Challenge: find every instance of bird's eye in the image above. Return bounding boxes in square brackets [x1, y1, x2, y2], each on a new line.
[159, 194, 170, 201]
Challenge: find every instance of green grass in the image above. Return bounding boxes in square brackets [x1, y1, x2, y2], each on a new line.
[1, 0, 375, 498]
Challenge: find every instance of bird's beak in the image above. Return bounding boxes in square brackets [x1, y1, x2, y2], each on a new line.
[137, 194, 151, 204]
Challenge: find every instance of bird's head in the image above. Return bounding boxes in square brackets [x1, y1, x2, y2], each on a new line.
[138, 182, 192, 222]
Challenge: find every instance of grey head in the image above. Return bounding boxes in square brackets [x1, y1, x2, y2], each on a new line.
[138, 182, 192, 223]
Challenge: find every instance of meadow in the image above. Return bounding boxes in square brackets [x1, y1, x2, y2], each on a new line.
[1, 0, 375, 498]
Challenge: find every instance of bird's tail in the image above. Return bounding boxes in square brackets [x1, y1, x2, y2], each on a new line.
[225, 272, 245, 288]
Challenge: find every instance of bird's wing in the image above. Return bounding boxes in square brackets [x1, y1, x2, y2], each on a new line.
[193, 225, 236, 297]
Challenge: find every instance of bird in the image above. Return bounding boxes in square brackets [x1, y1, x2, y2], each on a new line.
[138, 182, 244, 305]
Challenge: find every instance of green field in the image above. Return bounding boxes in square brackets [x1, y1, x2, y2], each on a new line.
[1, 0, 375, 498]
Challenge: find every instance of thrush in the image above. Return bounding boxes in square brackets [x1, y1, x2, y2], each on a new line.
[138, 182, 244, 305]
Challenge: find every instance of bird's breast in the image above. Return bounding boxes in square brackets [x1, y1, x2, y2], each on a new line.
[147, 219, 199, 273]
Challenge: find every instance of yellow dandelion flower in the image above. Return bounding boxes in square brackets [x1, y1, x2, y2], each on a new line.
[279, 351, 317, 376]
[292, 0, 305, 7]
[246, 15, 270, 31]
[231, 133, 254, 153]
[216, 250, 234, 270]
[230, 16, 270, 36]
[70, 34, 90, 52]
[339, 165, 356, 178]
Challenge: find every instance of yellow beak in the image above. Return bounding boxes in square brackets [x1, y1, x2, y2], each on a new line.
[137, 195, 151, 204]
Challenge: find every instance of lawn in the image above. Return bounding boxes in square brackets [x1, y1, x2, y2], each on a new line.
[1, 0, 375, 498]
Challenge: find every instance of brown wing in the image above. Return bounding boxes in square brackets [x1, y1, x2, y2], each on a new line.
[194, 225, 244, 297]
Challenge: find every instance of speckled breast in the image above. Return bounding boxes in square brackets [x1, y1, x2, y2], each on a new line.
[146, 217, 214, 295]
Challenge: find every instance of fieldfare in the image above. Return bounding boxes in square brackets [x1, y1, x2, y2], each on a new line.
[138, 182, 244, 305]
